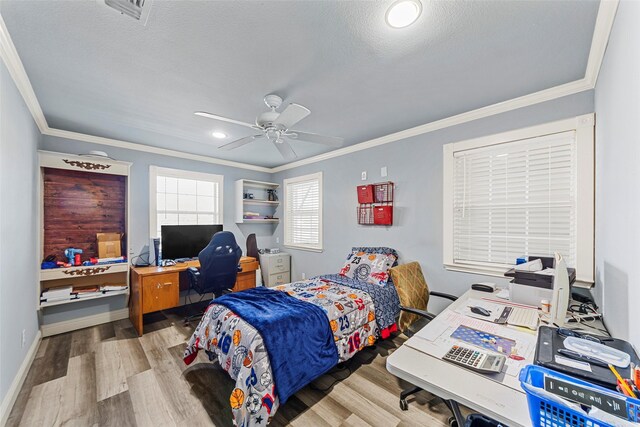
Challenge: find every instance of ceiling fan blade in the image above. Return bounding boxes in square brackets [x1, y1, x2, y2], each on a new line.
[274, 103, 310, 129]
[194, 111, 257, 129]
[218, 135, 263, 150]
[273, 139, 297, 160]
[287, 131, 344, 147]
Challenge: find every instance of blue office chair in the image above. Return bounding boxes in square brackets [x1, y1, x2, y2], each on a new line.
[185, 231, 242, 322]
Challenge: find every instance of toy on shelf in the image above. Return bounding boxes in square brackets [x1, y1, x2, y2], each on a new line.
[64, 248, 83, 266]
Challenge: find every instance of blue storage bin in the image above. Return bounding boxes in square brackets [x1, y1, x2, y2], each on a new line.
[519, 364, 640, 427]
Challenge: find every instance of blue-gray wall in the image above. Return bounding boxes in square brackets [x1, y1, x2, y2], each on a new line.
[594, 0, 640, 348]
[0, 61, 40, 410]
[38, 136, 275, 324]
[273, 91, 595, 314]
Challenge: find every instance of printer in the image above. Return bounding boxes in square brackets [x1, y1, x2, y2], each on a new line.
[504, 256, 576, 307]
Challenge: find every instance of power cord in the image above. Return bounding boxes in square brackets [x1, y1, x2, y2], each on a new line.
[568, 302, 599, 315]
[310, 363, 352, 392]
[131, 250, 150, 267]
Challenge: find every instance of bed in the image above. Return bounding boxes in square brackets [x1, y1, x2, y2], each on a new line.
[183, 247, 401, 427]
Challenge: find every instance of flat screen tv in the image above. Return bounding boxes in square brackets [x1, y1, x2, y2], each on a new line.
[161, 224, 223, 260]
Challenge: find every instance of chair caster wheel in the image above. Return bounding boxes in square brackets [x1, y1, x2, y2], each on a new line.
[399, 399, 408, 411]
[448, 416, 458, 427]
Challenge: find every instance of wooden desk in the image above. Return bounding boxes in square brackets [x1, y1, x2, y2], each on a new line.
[129, 256, 258, 335]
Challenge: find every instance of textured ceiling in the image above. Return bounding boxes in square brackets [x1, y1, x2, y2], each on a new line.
[0, 0, 599, 168]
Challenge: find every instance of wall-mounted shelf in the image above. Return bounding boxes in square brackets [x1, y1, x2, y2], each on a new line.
[243, 199, 280, 206]
[40, 262, 129, 281]
[235, 179, 280, 224]
[357, 181, 394, 226]
[38, 150, 131, 335]
[40, 288, 129, 308]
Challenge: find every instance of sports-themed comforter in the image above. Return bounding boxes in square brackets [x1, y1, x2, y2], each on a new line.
[183, 275, 400, 427]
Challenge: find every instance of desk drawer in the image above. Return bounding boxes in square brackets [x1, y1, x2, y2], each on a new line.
[142, 272, 179, 314]
[268, 255, 290, 273]
[240, 260, 259, 273]
[267, 272, 290, 287]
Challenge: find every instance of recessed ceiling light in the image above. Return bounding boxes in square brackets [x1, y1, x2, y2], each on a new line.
[211, 131, 227, 139]
[386, 0, 422, 28]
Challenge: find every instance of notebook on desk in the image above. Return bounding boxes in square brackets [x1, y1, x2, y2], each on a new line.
[534, 326, 640, 390]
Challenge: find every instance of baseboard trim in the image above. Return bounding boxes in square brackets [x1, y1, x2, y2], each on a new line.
[40, 308, 129, 337]
[0, 330, 42, 426]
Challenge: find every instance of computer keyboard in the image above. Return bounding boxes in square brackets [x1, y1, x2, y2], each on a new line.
[505, 306, 539, 330]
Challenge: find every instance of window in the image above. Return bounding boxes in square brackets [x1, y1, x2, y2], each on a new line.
[443, 114, 594, 285]
[149, 166, 223, 238]
[283, 172, 323, 251]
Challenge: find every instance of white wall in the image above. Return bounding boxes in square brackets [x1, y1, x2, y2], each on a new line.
[0, 60, 40, 417]
[594, 0, 640, 348]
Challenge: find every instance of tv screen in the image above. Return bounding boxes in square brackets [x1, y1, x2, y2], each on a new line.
[161, 224, 223, 260]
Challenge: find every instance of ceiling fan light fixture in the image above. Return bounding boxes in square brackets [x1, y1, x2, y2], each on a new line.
[211, 131, 227, 139]
[386, 0, 422, 28]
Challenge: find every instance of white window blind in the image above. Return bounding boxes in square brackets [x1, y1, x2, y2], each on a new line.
[452, 131, 577, 269]
[443, 115, 594, 284]
[284, 172, 323, 251]
[149, 166, 223, 238]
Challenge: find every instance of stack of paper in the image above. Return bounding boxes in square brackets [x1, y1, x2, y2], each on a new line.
[41, 285, 73, 302]
[73, 285, 102, 299]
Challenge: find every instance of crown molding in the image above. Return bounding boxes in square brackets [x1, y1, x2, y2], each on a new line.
[271, 0, 618, 173]
[43, 128, 272, 173]
[271, 78, 593, 173]
[0, 13, 270, 173]
[0, 1, 619, 174]
[584, 0, 619, 87]
[0, 14, 47, 133]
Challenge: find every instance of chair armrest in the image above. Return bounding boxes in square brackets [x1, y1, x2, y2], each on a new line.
[429, 291, 458, 302]
[237, 264, 243, 272]
[187, 267, 200, 275]
[400, 306, 436, 321]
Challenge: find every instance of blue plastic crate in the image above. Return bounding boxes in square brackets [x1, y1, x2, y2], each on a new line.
[519, 365, 640, 427]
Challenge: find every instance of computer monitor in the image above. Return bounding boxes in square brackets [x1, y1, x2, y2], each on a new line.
[161, 224, 223, 260]
[550, 252, 571, 327]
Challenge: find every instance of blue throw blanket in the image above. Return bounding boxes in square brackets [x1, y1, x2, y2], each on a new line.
[213, 287, 338, 404]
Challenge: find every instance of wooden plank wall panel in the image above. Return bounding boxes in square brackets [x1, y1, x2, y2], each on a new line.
[43, 168, 126, 261]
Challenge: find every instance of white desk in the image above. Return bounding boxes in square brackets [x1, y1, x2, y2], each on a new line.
[386, 289, 532, 426]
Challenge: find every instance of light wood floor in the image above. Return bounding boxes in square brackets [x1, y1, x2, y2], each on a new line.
[7, 307, 457, 426]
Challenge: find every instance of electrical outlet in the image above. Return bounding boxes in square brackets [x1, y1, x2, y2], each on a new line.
[381, 166, 388, 177]
[21, 329, 26, 348]
[361, 171, 367, 180]
[276, 237, 280, 244]
[301, 272, 306, 280]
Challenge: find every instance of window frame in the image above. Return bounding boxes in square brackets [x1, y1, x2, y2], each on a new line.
[283, 171, 323, 252]
[149, 165, 224, 238]
[442, 114, 595, 286]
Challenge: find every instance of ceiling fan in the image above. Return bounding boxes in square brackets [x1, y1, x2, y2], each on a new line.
[194, 94, 343, 160]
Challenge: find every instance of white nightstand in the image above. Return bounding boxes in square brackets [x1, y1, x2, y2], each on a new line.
[259, 252, 291, 287]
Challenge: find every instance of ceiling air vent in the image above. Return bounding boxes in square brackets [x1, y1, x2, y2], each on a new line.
[104, 0, 153, 24]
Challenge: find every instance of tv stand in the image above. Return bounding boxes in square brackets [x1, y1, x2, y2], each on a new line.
[129, 256, 258, 335]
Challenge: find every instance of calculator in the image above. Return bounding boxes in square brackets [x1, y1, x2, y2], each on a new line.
[443, 345, 506, 374]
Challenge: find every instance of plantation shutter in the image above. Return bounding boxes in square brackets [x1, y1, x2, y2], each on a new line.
[452, 130, 577, 268]
[284, 173, 322, 250]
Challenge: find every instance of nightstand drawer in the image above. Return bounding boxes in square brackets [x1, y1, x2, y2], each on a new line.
[142, 272, 179, 314]
[267, 272, 290, 287]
